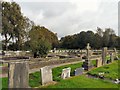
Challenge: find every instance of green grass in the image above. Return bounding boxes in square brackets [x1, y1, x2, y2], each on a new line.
[1, 61, 94, 88]
[2, 59, 118, 88]
[1, 78, 8, 88]
[29, 72, 41, 87]
[30, 60, 96, 87]
[118, 54, 120, 58]
[29, 62, 83, 87]
[0, 64, 2, 66]
[88, 60, 119, 80]
[45, 75, 118, 88]
[106, 55, 110, 60]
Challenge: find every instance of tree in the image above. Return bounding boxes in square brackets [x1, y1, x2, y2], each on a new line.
[59, 28, 119, 49]
[86, 31, 95, 48]
[108, 34, 118, 48]
[96, 27, 103, 37]
[29, 25, 59, 58]
[30, 39, 51, 58]
[116, 37, 120, 49]
[102, 28, 115, 47]
[2, 2, 14, 50]
[77, 31, 88, 49]
[94, 33, 102, 49]
[2, 2, 28, 50]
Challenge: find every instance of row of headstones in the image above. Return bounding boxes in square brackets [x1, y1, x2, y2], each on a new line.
[8, 62, 84, 88]
[8, 57, 113, 88]
[7, 45, 118, 88]
[83, 43, 118, 71]
[8, 53, 117, 88]
[51, 48, 85, 53]
[1, 50, 30, 56]
[43, 50, 118, 86]
[8, 57, 110, 88]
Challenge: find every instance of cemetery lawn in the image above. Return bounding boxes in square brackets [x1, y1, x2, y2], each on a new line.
[29, 60, 96, 87]
[1, 60, 119, 88]
[45, 75, 118, 88]
[29, 62, 84, 87]
[87, 60, 119, 80]
[1, 60, 96, 88]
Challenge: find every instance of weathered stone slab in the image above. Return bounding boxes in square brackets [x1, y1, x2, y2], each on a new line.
[110, 53, 114, 63]
[74, 68, 84, 76]
[61, 67, 71, 79]
[40, 66, 53, 85]
[102, 47, 108, 65]
[114, 48, 119, 60]
[8, 62, 29, 88]
[96, 58, 102, 67]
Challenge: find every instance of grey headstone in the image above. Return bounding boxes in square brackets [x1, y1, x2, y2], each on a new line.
[102, 47, 107, 65]
[110, 53, 114, 63]
[61, 67, 71, 79]
[96, 58, 102, 67]
[41, 66, 53, 85]
[8, 62, 29, 88]
[114, 48, 119, 60]
[74, 68, 84, 76]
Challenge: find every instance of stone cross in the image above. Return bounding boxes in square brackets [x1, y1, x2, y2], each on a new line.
[8, 62, 29, 88]
[86, 43, 91, 59]
[83, 43, 92, 71]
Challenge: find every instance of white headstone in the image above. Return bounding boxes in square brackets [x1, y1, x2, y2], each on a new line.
[40, 66, 53, 85]
[61, 67, 71, 79]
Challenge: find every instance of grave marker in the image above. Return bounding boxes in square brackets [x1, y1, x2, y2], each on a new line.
[110, 53, 114, 63]
[114, 48, 119, 60]
[61, 67, 71, 79]
[40, 66, 53, 85]
[74, 68, 84, 76]
[8, 62, 29, 88]
[102, 47, 107, 65]
[96, 58, 102, 67]
[83, 43, 92, 71]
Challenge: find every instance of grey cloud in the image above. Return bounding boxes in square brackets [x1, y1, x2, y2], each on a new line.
[17, 0, 118, 38]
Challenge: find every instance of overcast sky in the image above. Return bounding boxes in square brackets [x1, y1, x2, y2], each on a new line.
[2, 0, 119, 39]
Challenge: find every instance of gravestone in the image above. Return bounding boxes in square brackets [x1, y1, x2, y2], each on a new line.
[74, 68, 84, 76]
[96, 58, 102, 67]
[102, 47, 107, 65]
[40, 66, 53, 85]
[83, 43, 92, 71]
[8, 62, 29, 88]
[114, 48, 119, 60]
[110, 53, 114, 63]
[61, 67, 71, 79]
